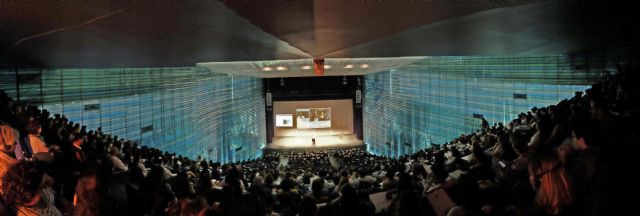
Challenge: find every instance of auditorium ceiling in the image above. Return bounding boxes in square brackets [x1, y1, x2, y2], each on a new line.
[197, 57, 424, 78]
[2, 0, 638, 72]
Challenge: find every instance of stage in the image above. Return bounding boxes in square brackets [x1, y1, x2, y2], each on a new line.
[265, 134, 364, 153]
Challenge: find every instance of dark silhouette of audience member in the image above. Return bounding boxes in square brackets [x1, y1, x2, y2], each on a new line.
[1, 160, 64, 215]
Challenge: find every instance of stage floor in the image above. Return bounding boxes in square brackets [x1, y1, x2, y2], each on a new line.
[267, 134, 363, 150]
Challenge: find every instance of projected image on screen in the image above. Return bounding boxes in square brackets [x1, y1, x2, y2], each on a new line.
[296, 108, 331, 129]
[275, 114, 293, 127]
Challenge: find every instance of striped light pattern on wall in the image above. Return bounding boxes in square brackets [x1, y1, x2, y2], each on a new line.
[0, 67, 265, 162]
[363, 55, 603, 157]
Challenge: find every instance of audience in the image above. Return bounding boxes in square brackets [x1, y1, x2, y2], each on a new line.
[0, 63, 637, 215]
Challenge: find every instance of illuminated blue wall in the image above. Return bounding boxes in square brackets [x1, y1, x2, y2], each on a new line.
[0, 68, 265, 162]
[363, 56, 600, 157]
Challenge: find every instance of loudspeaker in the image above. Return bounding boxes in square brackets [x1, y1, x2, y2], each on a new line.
[355, 90, 362, 104]
[266, 92, 272, 106]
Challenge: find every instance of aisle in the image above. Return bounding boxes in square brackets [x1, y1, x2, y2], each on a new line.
[278, 155, 289, 168]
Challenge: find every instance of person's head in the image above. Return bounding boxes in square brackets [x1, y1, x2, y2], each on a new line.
[252, 175, 264, 187]
[412, 163, 427, 179]
[109, 146, 120, 156]
[496, 134, 516, 160]
[357, 168, 368, 178]
[74, 172, 102, 216]
[279, 178, 295, 192]
[199, 160, 209, 170]
[569, 116, 597, 150]
[299, 196, 318, 216]
[181, 197, 209, 216]
[318, 169, 328, 178]
[510, 131, 529, 156]
[433, 151, 446, 165]
[311, 177, 325, 197]
[471, 144, 488, 165]
[384, 169, 395, 181]
[339, 169, 349, 178]
[1, 124, 17, 154]
[302, 174, 311, 185]
[397, 172, 414, 191]
[72, 134, 85, 148]
[151, 155, 163, 165]
[26, 121, 41, 135]
[147, 165, 167, 187]
[339, 183, 358, 203]
[264, 174, 274, 186]
[1, 160, 51, 206]
[450, 147, 462, 159]
[284, 171, 293, 180]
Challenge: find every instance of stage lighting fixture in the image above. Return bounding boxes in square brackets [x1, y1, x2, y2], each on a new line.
[345, 64, 354, 69]
[276, 66, 287, 71]
[263, 67, 273, 71]
[314, 59, 325, 76]
[280, 78, 285, 86]
[342, 76, 348, 85]
[360, 64, 369, 68]
[301, 65, 311, 70]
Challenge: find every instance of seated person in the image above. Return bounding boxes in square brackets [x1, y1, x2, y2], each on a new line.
[2, 160, 66, 216]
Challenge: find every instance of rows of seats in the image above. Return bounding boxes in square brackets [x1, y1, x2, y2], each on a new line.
[1, 63, 638, 216]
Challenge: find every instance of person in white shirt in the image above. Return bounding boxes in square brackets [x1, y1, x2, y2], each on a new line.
[152, 157, 176, 179]
[351, 169, 376, 190]
[2, 160, 63, 216]
[131, 152, 147, 177]
[109, 147, 128, 173]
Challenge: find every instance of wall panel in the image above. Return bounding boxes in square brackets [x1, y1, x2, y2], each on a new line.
[363, 55, 602, 157]
[0, 67, 265, 162]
